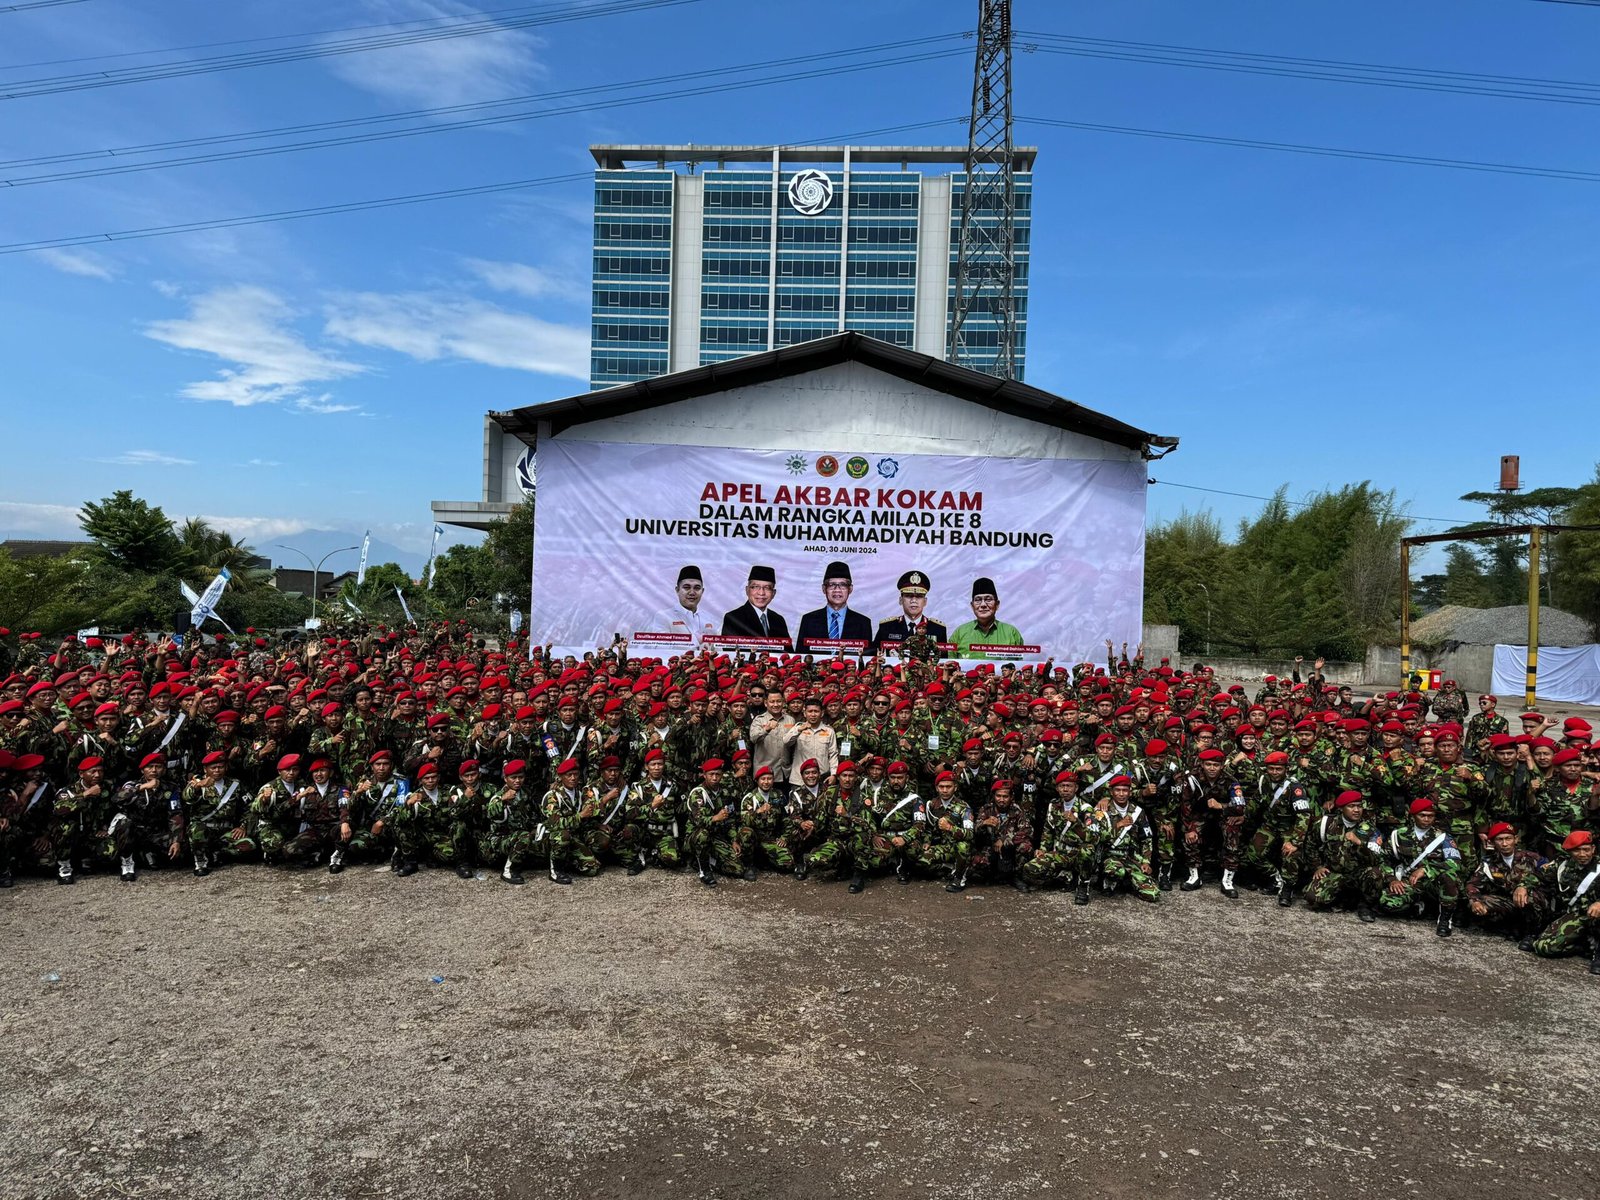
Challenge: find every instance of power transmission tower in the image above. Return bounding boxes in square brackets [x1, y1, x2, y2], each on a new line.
[948, 0, 1018, 379]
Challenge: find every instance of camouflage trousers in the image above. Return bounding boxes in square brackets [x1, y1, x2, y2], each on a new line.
[1372, 868, 1458, 916]
[1531, 910, 1600, 957]
[1243, 823, 1309, 888]
[187, 820, 255, 861]
[807, 830, 888, 875]
[1304, 868, 1372, 910]
[255, 818, 299, 863]
[970, 838, 1033, 880]
[1150, 810, 1180, 871]
[284, 821, 348, 862]
[530, 826, 601, 876]
[733, 824, 793, 871]
[1102, 851, 1160, 901]
[1021, 845, 1093, 887]
[683, 827, 736, 873]
[1471, 893, 1550, 937]
[913, 837, 971, 877]
[777, 824, 827, 867]
[1184, 811, 1246, 871]
[634, 825, 681, 869]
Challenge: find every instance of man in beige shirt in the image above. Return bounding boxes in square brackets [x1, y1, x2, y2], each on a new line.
[785, 697, 839, 787]
[750, 689, 797, 791]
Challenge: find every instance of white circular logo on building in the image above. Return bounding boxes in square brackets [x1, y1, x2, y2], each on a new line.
[515, 445, 536, 497]
[787, 169, 834, 216]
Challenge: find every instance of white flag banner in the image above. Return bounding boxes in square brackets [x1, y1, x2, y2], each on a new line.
[179, 581, 201, 606]
[190, 567, 231, 629]
[509, 608, 524, 634]
[356, 530, 371, 586]
[424, 524, 444, 589]
[343, 594, 363, 616]
[532, 441, 1147, 662]
[394, 586, 416, 626]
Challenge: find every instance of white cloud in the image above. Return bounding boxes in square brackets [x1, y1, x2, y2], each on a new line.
[0, 500, 82, 539]
[92, 450, 195, 467]
[325, 291, 587, 380]
[240, 458, 284, 468]
[145, 285, 366, 408]
[323, 1, 543, 109]
[464, 258, 583, 300]
[292, 395, 365, 415]
[33, 247, 117, 280]
[195, 514, 313, 543]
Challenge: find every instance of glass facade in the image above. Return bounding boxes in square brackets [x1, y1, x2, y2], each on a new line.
[589, 154, 1031, 390]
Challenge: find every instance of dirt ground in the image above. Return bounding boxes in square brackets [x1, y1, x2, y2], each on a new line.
[2, 861, 1596, 1200]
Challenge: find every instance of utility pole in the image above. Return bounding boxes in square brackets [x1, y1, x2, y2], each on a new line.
[948, 0, 1018, 379]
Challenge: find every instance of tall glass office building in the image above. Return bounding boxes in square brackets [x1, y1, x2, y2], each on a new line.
[589, 145, 1034, 390]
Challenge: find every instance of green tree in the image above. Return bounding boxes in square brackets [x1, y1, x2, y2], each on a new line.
[79, 490, 179, 574]
[1552, 465, 1600, 634]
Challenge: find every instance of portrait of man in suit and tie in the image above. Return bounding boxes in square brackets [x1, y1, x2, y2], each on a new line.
[720, 564, 791, 643]
[796, 560, 873, 653]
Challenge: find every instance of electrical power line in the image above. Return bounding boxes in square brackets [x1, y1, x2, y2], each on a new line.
[2, 117, 963, 255]
[0, 36, 967, 184]
[1149, 480, 1471, 526]
[1020, 115, 1600, 182]
[0, 0, 700, 100]
[1021, 30, 1600, 107]
[0, 0, 92, 11]
[0, 2, 622, 71]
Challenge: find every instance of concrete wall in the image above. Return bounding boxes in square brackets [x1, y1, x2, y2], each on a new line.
[1367, 644, 1497, 693]
[1141, 623, 1180, 667]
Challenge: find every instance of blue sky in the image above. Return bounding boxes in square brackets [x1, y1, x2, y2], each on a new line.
[2, 0, 1596, 573]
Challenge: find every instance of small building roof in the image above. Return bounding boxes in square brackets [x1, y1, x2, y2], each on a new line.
[493, 332, 1176, 457]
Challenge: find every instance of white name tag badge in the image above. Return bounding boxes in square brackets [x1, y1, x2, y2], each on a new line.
[927, 734, 940, 751]
[839, 739, 852, 758]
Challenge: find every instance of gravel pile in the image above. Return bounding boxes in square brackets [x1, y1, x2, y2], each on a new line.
[1411, 604, 1593, 646]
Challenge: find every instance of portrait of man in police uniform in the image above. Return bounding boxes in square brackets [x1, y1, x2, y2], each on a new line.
[871, 569, 948, 652]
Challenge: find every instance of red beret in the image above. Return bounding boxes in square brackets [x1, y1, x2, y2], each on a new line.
[643, 748, 665, 764]
[1054, 769, 1076, 784]
[503, 759, 527, 776]
[458, 759, 481, 774]
[1108, 774, 1131, 788]
[887, 760, 909, 774]
[77, 755, 103, 772]
[1488, 734, 1515, 750]
[1562, 830, 1593, 850]
[934, 770, 955, 785]
[1094, 733, 1115, 747]
[1197, 748, 1224, 762]
[416, 762, 438, 779]
[140, 752, 165, 769]
[1144, 739, 1169, 756]
[1552, 747, 1583, 765]
[556, 758, 581, 775]
[1264, 751, 1289, 765]
[700, 757, 724, 773]
[1408, 798, 1434, 815]
[368, 750, 392, 764]
[1484, 821, 1515, 839]
[1334, 790, 1363, 808]
[598, 755, 621, 770]
[799, 758, 819, 772]
[277, 754, 301, 771]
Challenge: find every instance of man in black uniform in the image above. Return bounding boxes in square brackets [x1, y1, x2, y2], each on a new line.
[871, 570, 948, 658]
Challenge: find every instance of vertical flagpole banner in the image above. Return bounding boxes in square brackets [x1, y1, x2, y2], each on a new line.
[356, 530, 370, 586]
[532, 441, 1146, 663]
[425, 523, 443, 589]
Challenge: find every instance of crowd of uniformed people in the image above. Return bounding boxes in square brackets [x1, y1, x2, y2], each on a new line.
[1, 618, 1596, 975]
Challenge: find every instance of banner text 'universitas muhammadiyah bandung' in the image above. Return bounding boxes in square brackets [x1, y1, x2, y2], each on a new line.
[532, 441, 1146, 664]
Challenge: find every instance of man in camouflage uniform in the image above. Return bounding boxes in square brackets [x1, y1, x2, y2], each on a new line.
[1132, 737, 1183, 890]
[352, 749, 407, 866]
[1530, 747, 1592, 855]
[1528, 830, 1600, 973]
[542, 757, 602, 884]
[783, 759, 830, 878]
[683, 757, 735, 886]
[1305, 791, 1382, 922]
[1242, 750, 1315, 905]
[281, 756, 353, 872]
[875, 760, 923, 883]
[1417, 729, 1486, 875]
[389, 759, 445, 876]
[970, 778, 1034, 892]
[1023, 770, 1108, 904]
[805, 761, 888, 893]
[1370, 798, 1463, 937]
[106, 751, 186, 881]
[438, 758, 493, 878]
[1465, 822, 1549, 946]
[182, 749, 253, 875]
[732, 765, 787, 877]
[914, 770, 975, 892]
[1178, 748, 1248, 897]
[1464, 694, 1509, 761]
[1097, 774, 1159, 902]
[3, 752, 55, 884]
[578, 754, 628, 867]
[619, 747, 680, 874]
[486, 759, 539, 884]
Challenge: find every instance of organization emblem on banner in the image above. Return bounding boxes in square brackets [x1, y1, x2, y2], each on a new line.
[845, 456, 870, 479]
[785, 454, 807, 475]
[815, 454, 839, 477]
[876, 457, 900, 479]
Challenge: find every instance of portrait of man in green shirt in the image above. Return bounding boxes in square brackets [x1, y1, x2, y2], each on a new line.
[950, 576, 1024, 656]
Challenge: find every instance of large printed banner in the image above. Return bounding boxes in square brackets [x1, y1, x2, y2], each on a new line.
[532, 441, 1147, 663]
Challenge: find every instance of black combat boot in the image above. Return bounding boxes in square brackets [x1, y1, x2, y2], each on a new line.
[848, 871, 865, 894]
[0, 865, 12, 888]
[396, 859, 419, 877]
[1588, 936, 1600, 976]
[1073, 877, 1090, 906]
[1277, 881, 1294, 908]
[1436, 906, 1454, 938]
[794, 860, 808, 881]
[1356, 903, 1376, 923]
[944, 870, 966, 893]
[626, 853, 645, 877]
[1156, 865, 1172, 892]
[1011, 875, 1031, 894]
[896, 860, 910, 885]
[741, 867, 757, 882]
[1179, 867, 1202, 892]
[454, 862, 473, 880]
[501, 858, 525, 886]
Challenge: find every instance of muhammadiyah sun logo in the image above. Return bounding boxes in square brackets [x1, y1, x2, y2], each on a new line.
[845, 456, 870, 479]
[785, 454, 807, 475]
[815, 455, 839, 477]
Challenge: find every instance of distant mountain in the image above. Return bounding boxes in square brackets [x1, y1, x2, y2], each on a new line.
[261, 530, 428, 579]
